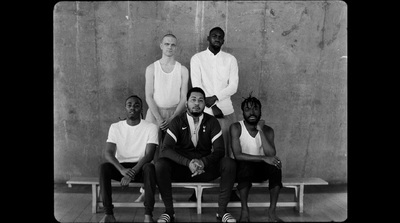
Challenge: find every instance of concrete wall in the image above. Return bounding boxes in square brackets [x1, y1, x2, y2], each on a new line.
[54, 1, 347, 184]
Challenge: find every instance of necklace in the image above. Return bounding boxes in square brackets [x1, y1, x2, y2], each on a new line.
[193, 122, 200, 134]
[192, 122, 201, 146]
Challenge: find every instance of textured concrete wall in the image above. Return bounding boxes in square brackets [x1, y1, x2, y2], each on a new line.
[54, 1, 347, 184]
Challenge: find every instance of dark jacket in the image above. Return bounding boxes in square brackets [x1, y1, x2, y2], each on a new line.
[160, 111, 225, 168]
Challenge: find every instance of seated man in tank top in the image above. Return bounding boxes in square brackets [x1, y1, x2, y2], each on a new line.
[229, 94, 283, 222]
[136, 33, 189, 202]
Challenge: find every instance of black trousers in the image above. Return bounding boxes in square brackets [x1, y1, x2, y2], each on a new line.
[155, 157, 237, 216]
[235, 160, 283, 191]
[99, 162, 156, 216]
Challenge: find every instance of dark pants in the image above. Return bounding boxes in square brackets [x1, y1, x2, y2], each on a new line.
[155, 157, 236, 216]
[236, 160, 283, 190]
[99, 162, 156, 216]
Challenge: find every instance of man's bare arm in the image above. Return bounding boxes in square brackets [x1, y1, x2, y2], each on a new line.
[104, 142, 135, 178]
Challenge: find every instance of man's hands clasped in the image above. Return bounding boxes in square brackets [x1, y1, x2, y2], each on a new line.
[263, 156, 282, 169]
[120, 168, 136, 188]
[189, 159, 205, 177]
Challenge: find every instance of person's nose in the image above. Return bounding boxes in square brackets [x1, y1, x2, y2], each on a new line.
[194, 99, 202, 106]
[249, 108, 255, 115]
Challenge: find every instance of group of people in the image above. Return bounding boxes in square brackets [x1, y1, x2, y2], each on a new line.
[98, 27, 283, 223]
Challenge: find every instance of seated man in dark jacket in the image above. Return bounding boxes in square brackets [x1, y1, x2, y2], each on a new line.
[155, 87, 237, 223]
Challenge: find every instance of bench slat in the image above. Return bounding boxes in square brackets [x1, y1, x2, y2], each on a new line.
[66, 176, 328, 214]
[66, 176, 328, 186]
[104, 201, 298, 208]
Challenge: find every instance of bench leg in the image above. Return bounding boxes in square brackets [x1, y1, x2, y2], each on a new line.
[196, 185, 203, 214]
[92, 184, 98, 213]
[183, 185, 205, 214]
[292, 186, 299, 212]
[298, 184, 304, 213]
[97, 185, 101, 212]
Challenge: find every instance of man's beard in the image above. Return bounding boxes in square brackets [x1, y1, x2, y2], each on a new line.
[244, 115, 260, 125]
[188, 107, 203, 117]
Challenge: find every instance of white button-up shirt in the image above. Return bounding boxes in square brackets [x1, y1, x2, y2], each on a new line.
[190, 48, 239, 116]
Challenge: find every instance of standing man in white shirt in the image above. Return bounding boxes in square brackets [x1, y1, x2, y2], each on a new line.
[99, 95, 159, 223]
[190, 26, 240, 201]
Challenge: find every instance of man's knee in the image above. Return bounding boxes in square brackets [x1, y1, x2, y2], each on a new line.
[268, 166, 283, 190]
[220, 157, 236, 173]
[142, 163, 155, 174]
[155, 157, 172, 174]
[270, 165, 282, 177]
[99, 162, 114, 175]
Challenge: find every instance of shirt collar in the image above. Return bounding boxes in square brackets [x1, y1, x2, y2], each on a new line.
[186, 112, 204, 125]
[206, 47, 223, 57]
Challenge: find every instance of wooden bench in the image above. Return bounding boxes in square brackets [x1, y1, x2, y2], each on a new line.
[66, 176, 328, 214]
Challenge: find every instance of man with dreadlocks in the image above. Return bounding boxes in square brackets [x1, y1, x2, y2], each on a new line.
[99, 95, 159, 223]
[229, 94, 283, 222]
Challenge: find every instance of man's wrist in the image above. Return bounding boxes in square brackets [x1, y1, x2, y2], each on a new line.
[210, 96, 218, 107]
[131, 168, 137, 177]
[213, 95, 219, 103]
[200, 158, 207, 168]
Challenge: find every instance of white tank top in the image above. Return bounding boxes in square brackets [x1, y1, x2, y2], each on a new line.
[153, 60, 182, 108]
[239, 120, 265, 156]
